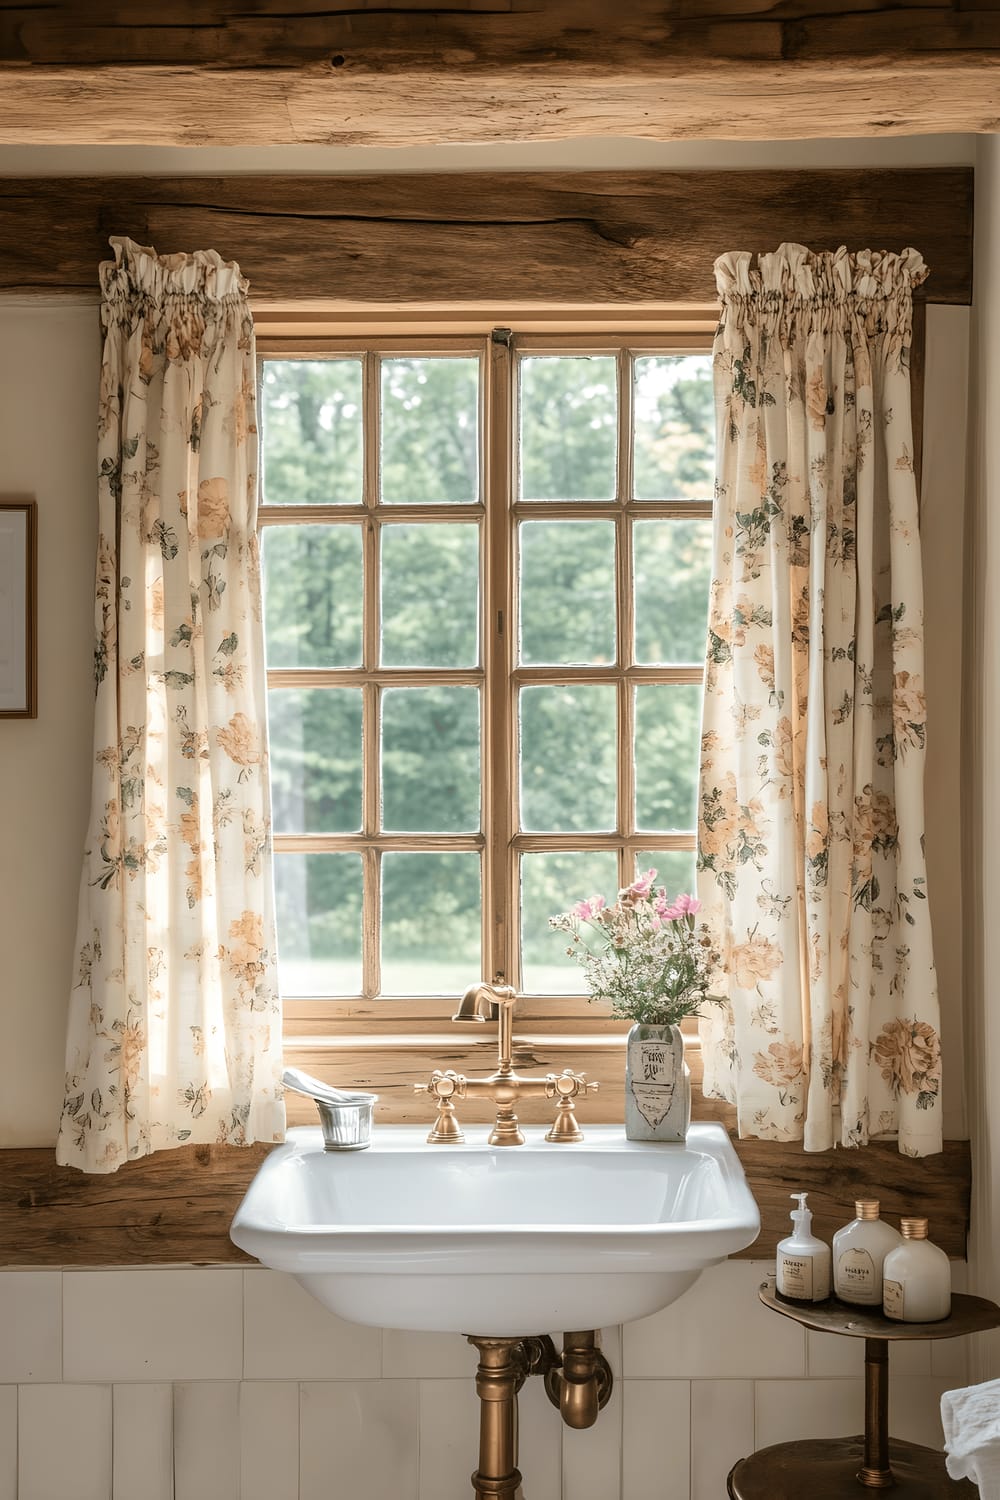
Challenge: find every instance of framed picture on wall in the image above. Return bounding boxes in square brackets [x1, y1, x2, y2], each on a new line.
[0, 499, 37, 719]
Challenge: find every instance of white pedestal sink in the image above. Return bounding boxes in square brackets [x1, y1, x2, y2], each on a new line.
[230, 1122, 760, 1335]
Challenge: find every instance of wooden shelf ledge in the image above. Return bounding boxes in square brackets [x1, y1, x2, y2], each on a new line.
[0, 1129, 970, 1269]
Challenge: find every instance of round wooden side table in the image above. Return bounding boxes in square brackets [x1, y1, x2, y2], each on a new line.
[726, 1282, 1000, 1498]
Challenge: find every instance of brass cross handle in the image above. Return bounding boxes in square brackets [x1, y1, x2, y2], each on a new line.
[544, 1069, 599, 1097]
[544, 1070, 599, 1144]
[414, 1068, 467, 1144]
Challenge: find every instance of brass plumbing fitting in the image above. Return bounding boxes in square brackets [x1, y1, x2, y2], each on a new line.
[543, 1330, 614, 1430]
[465, 1331, 614, 1499]
[414, 982, 598, 1145]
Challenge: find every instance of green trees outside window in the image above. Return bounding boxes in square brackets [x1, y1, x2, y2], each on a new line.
[260, 347, 714, 998]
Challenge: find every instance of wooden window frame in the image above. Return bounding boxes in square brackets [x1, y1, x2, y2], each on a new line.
[261, 334, 490, 1005]
[259, 315, 718, 1121]
[503, 332, 711, 999]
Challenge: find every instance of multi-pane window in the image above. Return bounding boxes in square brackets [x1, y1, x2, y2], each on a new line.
[259, 334, 714, 1012]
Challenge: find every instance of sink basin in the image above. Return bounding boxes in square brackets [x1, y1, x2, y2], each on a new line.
[230, 1122, 760, 1335]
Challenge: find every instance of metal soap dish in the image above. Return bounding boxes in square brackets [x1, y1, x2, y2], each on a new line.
[282, 1067, 379, 1151]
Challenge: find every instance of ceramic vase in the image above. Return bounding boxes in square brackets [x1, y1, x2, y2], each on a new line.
[624, 1022, 690, 1142]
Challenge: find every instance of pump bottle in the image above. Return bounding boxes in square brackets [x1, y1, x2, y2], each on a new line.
[776, 1192, 831, 1303]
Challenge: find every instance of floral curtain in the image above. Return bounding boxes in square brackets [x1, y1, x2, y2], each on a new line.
[697, 243, 942, 1158]
[56, 237, 285, 1173]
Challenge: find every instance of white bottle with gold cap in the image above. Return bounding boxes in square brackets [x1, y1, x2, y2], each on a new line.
[832, 1199, 904, 1306]
[882, 1218, 951, 1322]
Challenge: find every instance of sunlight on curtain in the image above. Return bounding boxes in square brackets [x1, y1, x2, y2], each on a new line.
[56, 237, 284, 1172]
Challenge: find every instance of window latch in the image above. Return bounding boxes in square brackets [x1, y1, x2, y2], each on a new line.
[491, 327, 513, 348]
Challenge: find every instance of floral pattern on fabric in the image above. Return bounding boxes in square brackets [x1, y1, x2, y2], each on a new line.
[697, 243, 942, 1158]
[56, 237, 285, 1173]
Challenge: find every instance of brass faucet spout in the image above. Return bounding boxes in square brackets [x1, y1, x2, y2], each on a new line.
[452, 981, 515, 1024]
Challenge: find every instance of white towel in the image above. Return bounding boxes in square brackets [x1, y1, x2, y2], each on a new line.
[942, 1379, 1000, 1497]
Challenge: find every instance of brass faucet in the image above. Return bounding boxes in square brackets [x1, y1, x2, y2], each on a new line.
[414, 982, 598, 1146]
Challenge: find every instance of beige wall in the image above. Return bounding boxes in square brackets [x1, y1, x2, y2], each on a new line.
[923, 305, 970, 1141]
[0, 294, 970, 1148]
[0, 304, 98, 1146]
[965, 133, 1000, 1377]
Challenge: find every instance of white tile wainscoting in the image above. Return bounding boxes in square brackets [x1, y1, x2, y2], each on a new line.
[0, 1260, 969, 1500]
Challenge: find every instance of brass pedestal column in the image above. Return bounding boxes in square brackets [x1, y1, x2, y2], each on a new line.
[861, 1337, 892, 1488]
[467, 1338, 527, 1500]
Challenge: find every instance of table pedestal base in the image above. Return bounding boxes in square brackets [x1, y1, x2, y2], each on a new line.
[727, 1436, 978, 1498]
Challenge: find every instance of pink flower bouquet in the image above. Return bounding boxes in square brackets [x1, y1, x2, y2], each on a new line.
[549, 870, 722, 1028]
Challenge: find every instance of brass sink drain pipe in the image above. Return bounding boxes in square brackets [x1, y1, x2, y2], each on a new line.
[466, 1332, 614, 1499]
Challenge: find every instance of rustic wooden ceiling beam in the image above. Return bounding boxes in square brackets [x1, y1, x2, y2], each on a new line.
[3, 2, 1000, 68]
[0, 169, 974, 304]
[0, 3, 999, 144]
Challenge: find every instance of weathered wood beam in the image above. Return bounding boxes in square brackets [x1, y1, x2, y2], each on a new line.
[0, 1135, 970, 1267]
[0, 170, 974, 304]
[2, 1, 1000, 69]
[1, 1143, 271, 1267]
[728, 1137, 972, 1261]
[0, 61, 997, 148]
[0, 4, 1000, 144]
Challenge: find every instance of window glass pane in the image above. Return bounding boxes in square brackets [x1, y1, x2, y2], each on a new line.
[633, 355, 714, 501]
[381, 687, 480, 833]
[520, 685, 617, 832]
[520, 356, 617, 500]
[262, 360, 363, 506]
[519, 520, 616, 666]
[521, 850, 620, 995]
[263, 525, 363, 668]
[380, 357, 480, 503]
[633, 518, 712, 665]
[634, 848, 697, 897]
[268, 688, 363, 834]
[274, 852, 363, 995]
[381, 852, 481, 994]
[634, 684, 702, 832]
[381, 523, 479, 667]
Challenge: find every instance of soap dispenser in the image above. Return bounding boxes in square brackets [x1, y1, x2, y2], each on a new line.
[833, 1198, 904, 1306]
[776, 1192, 831, 1303]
